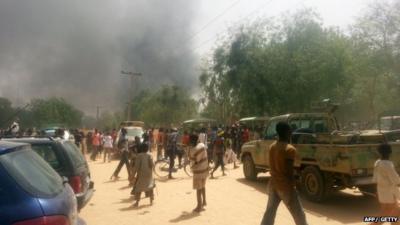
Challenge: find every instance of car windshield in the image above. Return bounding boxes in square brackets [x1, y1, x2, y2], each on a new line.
[126, 128, 143, 138]
[0, 147, 63, 198]
[62, 141, 86, 168]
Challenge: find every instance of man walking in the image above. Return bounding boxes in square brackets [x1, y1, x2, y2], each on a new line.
[110, 128, 130, 180]
[166, 128, 178, 179]
[260, 122, 308, 225]
[210, 129, 226, 179]
[189, 134, 208, 212]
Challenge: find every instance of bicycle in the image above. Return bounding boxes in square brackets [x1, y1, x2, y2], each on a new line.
[153, 145, 193, 179]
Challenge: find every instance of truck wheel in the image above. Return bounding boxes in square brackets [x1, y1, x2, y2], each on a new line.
[300, 166, 327, 202]
[243, 155, 257, 180]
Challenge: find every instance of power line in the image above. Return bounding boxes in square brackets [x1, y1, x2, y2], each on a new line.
[186, 0, 242, 42]
[192, 0, 275, 52]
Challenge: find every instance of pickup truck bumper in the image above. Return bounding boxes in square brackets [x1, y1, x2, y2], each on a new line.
[350, 176, 374, 186]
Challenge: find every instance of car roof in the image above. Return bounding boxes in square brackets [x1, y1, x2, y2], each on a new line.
[124, 126, 143, 129]
[183, 118, 216, 124]
[239, 116, 269, 122]
[381, 116, 400, 119]
[0, 141, 28, 154]
[270, 113, 331, 121]
[2, 137, 64, 145]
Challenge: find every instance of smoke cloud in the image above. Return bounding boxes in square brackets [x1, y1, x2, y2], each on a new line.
[0, 0, 199, 115]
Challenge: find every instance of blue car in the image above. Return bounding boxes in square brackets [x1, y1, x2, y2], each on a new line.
[0, 141, 85, 225]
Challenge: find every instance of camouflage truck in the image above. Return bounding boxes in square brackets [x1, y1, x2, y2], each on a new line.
[241, 113, 400, 202]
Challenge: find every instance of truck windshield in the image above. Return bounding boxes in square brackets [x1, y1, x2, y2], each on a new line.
[380, 118, 400, 130]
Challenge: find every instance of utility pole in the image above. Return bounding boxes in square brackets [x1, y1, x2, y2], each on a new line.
[121, 70, 142, 121]
[96, 106, 102, 128]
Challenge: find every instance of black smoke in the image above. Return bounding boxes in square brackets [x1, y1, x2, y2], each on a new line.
[0, 0, 199, 114]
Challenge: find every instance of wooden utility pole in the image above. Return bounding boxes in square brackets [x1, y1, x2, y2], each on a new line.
[96, 106, 102, 128]
[121, 70, 142, 120]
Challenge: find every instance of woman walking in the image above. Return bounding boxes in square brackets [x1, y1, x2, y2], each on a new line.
[131, 140, 155, 207]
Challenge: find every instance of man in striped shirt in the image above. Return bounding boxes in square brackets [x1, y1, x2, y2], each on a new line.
[190, 134, 209, 212]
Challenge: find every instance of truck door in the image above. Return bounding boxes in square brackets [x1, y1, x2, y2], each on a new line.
[260, 120, 279, 166]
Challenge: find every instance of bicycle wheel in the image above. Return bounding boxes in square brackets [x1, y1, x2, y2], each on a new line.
[153, 160, 169, 179]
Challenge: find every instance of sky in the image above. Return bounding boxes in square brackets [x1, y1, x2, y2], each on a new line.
[193, 0, 371, 55]
[0, 0, 373, 115]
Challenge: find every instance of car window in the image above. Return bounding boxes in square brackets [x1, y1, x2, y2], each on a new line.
[290, 119, 312, 131]
[62, 141, 86, 168]
[31, 144, 62, 171]
[265, 120, 279, 139]
[0, 147, 63, 198]
[313, 119, 329, 133]
[126, 127, 144, 138]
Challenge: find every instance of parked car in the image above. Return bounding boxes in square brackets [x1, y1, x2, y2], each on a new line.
[116, 126, 145, 144]
[5, 137, 94, 211]
[43, 127, 75, 142]
[0, 141, 85, 225]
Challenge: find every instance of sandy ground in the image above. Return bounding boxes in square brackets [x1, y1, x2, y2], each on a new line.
[80, 154, 379, 225]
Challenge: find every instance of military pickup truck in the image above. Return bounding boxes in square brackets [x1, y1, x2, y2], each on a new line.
[241, 113, 400, 202]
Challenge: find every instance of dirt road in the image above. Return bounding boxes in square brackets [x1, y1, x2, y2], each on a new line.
[80, 157, 378, 225]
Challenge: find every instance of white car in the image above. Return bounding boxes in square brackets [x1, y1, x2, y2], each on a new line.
[116, 126, 144, 144]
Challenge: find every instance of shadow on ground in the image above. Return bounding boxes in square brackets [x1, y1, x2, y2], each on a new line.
[169, 211, 201, 223]
[237, 176, 379, 224]
[103, 179, 128, 184]
[119, 204, 152, 211]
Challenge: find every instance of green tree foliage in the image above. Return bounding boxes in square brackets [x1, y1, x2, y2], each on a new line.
[129, 85, 198, 127]
[200, 10, 352, 122]
[350, 0, 400, 120]
[0, 98, 15, 127]
[29, 97, 83, 128]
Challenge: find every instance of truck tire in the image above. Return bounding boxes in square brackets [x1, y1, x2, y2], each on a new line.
[243, 155, 257, 181]
[300, 166, 328, 202]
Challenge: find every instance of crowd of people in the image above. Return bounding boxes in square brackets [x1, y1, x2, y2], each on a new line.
[4, 118, 400, 224]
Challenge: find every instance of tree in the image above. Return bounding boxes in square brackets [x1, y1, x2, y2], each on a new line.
[0, 97, 15, 128]
[200, 9, 352, 120]
[29, 97, 83, 128]
[129, 85, 198, 127]
[350, 0, 400, 120]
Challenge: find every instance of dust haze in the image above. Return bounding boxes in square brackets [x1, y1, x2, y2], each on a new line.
[0, 0, 199, 115]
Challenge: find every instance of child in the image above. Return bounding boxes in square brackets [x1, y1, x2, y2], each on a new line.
[190, 134, 208, 212]
[131, 141, 155, 207]
[371, 143, 400, 225]
[224, 139, 239, 169]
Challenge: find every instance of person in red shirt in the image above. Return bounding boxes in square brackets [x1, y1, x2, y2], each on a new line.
[90, 129, 100, 161]
[242, 127, 250, 143]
